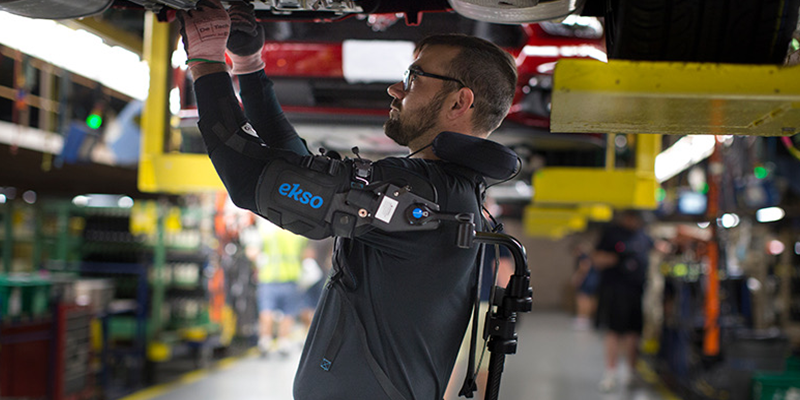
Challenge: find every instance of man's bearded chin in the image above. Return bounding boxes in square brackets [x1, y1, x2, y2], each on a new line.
[384, 92, 445, 148]
[383, 109, 437, 147]
[383, 118, 412, 146]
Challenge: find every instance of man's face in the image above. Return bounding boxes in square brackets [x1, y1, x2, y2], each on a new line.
[383, 90, 447, 147]
[384, 45, 461, 148]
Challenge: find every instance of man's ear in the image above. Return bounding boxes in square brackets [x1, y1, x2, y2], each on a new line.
[447, 87, 475, 120]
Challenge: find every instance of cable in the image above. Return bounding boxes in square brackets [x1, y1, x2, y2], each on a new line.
[485, 156, 522, 190]
[781, 136, 800, 161]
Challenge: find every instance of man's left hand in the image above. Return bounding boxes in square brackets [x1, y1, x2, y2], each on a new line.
[226, 2, 266, 75]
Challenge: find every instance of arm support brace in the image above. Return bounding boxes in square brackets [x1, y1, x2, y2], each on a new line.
[194, 73, 518, 240]
[196, 72, 350, 238]
[195, 72, 440, 239]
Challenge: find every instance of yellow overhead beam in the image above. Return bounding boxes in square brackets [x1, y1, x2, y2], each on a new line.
[523, 204, 613, 239]
[551, 59, 800, 136]
[532, 134, 661, 210]
[533, 168, 658, 209]
[524, 134, 660, 238]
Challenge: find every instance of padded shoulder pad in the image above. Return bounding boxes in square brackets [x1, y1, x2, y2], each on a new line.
[432, 131, 519, 180]
[255, 156, 352, 239]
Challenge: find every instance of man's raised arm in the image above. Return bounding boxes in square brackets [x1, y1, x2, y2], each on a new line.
[225, 2, 310, 156]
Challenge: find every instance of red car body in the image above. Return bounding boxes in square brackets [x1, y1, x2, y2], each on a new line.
[222, 15, 606, 131]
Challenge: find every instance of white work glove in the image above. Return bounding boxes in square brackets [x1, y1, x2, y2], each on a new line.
[177, 0, 230, 67]
[226, 2, 266, 75]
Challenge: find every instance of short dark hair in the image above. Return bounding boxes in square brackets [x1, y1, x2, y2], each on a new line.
[415, 34, 518, 134]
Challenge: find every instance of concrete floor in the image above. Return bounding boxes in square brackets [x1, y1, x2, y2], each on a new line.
[135, 312, 675, 400]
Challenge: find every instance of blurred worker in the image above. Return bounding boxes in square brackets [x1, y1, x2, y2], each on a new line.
[245, 218, 307, 356]
[298, 238, 333, 329]
[592, 210, 653, 391]
[571, 241, 598, 330]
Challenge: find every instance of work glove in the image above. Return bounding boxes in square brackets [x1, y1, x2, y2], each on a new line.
[226, 2, 266, 75]
[177, 0, 230, 67]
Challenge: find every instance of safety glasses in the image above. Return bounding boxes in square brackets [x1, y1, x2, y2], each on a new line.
[403, 66, 467, 91]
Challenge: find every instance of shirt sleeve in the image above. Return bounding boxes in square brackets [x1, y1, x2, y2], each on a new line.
[236, 70, 311, 156]
[193, 72, 350, 236]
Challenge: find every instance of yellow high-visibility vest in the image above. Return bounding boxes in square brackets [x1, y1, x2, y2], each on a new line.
[257, 225, 307, 283]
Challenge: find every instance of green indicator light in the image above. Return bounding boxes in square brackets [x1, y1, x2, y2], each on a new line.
[792, 38, 800, 52]
[701, 183, 709, 194]
[656, 187, 666, 202]
[754, 166, 768, 179]
[86, 114, 102, 130]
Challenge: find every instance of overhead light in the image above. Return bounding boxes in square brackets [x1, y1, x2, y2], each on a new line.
[170, 87, 182, 116]
[697, 222, 710, 229]
[72, 195, 89, 207]
[174, 38, 188, 68]
[540, 15, 604, 40]
[448, 0, 584, 24]
[22, 190, 36, 204]
[655, 135, 715, 183]
[747, 277, 762, 291]
[117, 196, 134, 208]
[521, 44, 607, 62]
[0, 11, 149, 100]
[718, 213, 740, 229]
[767, 240, 785, 255]
[0, 194, 6, 204]
[614, 135, 628, 148]
[342, 40, 414, 83]
[72, 194, 132, 208]
[561, 15, 602, 29]
[756, 206, 785, 223]
[3, 187, 16, 200]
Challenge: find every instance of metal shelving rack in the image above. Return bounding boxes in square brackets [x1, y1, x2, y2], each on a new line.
[79, 261, 148, 398]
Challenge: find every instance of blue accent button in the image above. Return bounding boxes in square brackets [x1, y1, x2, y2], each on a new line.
[321, 358, 332, 371]
[412, 208, 424, 219]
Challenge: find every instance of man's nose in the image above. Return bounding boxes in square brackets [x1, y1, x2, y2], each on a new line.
[387, 81, 405, 100]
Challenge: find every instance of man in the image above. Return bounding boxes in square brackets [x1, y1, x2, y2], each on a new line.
[177, 2, 517, 398]
[592, 210, 654, 391]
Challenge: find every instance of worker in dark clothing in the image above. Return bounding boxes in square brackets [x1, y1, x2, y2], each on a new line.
[176, 2, 518, 399]
[592, 210, 654, 391]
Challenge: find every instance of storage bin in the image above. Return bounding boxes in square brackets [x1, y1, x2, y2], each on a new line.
[0, 274, 52, 319]
[786, 357, 800, 372]
[726, 330, 791, 400]
[752, 372, 800, 400]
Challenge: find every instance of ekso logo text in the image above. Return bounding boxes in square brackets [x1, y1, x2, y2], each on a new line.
[278, 183, 324, 209]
